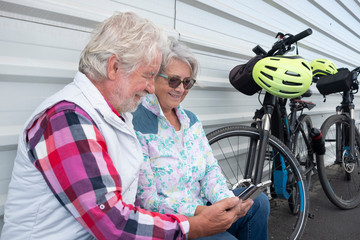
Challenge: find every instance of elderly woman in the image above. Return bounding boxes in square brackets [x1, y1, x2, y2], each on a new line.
[132, 37, 269, 240]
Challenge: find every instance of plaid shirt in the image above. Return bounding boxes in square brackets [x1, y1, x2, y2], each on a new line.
[26, 100, 189, 239]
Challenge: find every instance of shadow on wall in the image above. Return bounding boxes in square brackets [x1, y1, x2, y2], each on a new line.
[0, 216, 3, 235]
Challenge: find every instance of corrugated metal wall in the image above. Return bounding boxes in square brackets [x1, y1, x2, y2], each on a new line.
[1, 0, 360, 231]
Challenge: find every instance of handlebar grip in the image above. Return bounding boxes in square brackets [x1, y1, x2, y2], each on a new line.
[287, 28, 312, 45]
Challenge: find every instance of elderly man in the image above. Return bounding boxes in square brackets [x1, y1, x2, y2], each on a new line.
[1, 12, 251, 240]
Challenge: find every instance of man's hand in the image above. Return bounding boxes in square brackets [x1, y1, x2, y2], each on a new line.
[235, 198, 253, 219]
[188, 197, 253, 239]
[194, 205, 206, 216]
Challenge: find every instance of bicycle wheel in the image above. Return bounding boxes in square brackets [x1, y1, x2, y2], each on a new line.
[317, 114, 360, 209]
[292, 114, 314, 188]
[207, 125, 309, 240]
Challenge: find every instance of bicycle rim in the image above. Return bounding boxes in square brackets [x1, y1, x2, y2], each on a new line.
[292, 114, 313, 189]
[317, 114, 360, 209]
[207, 125, 309, 240]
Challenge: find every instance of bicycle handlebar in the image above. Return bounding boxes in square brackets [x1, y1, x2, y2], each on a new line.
[352, 66, 360, 73]
[284, 28, 312, 47]
[268, 28, 312, 56]
[253, 28, 312, 57]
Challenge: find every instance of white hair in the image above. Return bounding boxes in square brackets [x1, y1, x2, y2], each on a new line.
[160, 37, 199, 80]
[79, 12, 168, 81]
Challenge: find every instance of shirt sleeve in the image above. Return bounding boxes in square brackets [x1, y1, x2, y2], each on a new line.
[135, 133, 178, 214]
[26, 102, 189, 240]
[196, 121, 235, 203]
[136, 131, 200, 216]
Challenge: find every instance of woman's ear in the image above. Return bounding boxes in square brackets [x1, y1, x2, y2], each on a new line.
[107, 55, 119, 81]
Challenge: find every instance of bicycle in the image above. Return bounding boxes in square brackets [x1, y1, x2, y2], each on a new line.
[315, 66, 360, 209]
[263, 90, 317, 190]
[207, 29, 313, 240]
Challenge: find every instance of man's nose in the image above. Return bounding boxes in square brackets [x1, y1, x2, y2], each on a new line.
[146, 77, 155, 94]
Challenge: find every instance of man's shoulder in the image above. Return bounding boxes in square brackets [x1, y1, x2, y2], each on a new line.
[44, 101, 92, 121]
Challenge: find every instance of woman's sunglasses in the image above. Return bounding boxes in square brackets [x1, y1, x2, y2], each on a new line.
[159, 73, 196, 90]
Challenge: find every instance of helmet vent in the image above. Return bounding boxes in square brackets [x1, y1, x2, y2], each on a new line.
[265, 66, 277, 71]
[283, 80, 302, 86]
[280, 90, 298, 94]
[260, 71, 273, 80]
[285, 70, 300, 77]
[259, 78, 271, 88]
[302, 62, 311, 70]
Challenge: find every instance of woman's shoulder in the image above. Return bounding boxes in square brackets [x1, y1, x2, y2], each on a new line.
[132, 104, 158, 134]
[183, 109, 199, 128]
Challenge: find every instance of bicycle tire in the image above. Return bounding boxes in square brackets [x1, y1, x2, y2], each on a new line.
[207, 125, 309, 240]
[292, 114, 314, 189]
[317, 114, 360, 209]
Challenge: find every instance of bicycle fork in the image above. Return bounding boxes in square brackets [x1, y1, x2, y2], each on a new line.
[336, 102, 357, 173]
[244, 93, 295, 199]
[253, 113, 272, 184]
[244, 93, 276, 185]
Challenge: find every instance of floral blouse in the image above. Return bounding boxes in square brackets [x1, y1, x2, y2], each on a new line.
[132, 94, 234, 216]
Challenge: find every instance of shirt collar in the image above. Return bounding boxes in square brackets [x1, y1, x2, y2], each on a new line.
[103, 97, 125, 122]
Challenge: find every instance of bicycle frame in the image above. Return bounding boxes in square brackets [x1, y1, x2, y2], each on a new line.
[245, 91, 315, 195]
[287, 97, 317, 176]
[285, 98, 315, 160]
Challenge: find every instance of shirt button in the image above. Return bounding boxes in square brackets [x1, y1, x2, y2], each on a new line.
[99, 204, 105, 210]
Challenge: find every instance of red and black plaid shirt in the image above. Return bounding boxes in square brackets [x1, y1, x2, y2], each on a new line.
[26, 100, 189, 239]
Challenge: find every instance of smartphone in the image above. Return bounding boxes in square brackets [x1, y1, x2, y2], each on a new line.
[237, 180, 272, 200]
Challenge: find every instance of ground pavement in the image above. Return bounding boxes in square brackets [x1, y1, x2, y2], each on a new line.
[301, 174, 360, 240]
[269, 174, 360, 240]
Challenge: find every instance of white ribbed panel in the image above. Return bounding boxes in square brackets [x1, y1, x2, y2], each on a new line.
[1, 0, 359, 230]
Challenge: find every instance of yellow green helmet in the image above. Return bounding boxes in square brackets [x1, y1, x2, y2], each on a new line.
[310, 58, 338, 76]
[252, 55, 312, 98]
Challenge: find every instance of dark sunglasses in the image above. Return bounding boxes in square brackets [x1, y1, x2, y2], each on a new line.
[159, 73, 196, 90]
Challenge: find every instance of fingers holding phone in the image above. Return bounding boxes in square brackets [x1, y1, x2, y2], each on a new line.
[238, 198, 253, 218]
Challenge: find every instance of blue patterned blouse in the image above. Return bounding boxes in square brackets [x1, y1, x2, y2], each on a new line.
[132, 94, 234, 216]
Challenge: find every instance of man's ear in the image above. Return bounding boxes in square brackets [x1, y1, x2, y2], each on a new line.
[107, 55, 119, 81]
